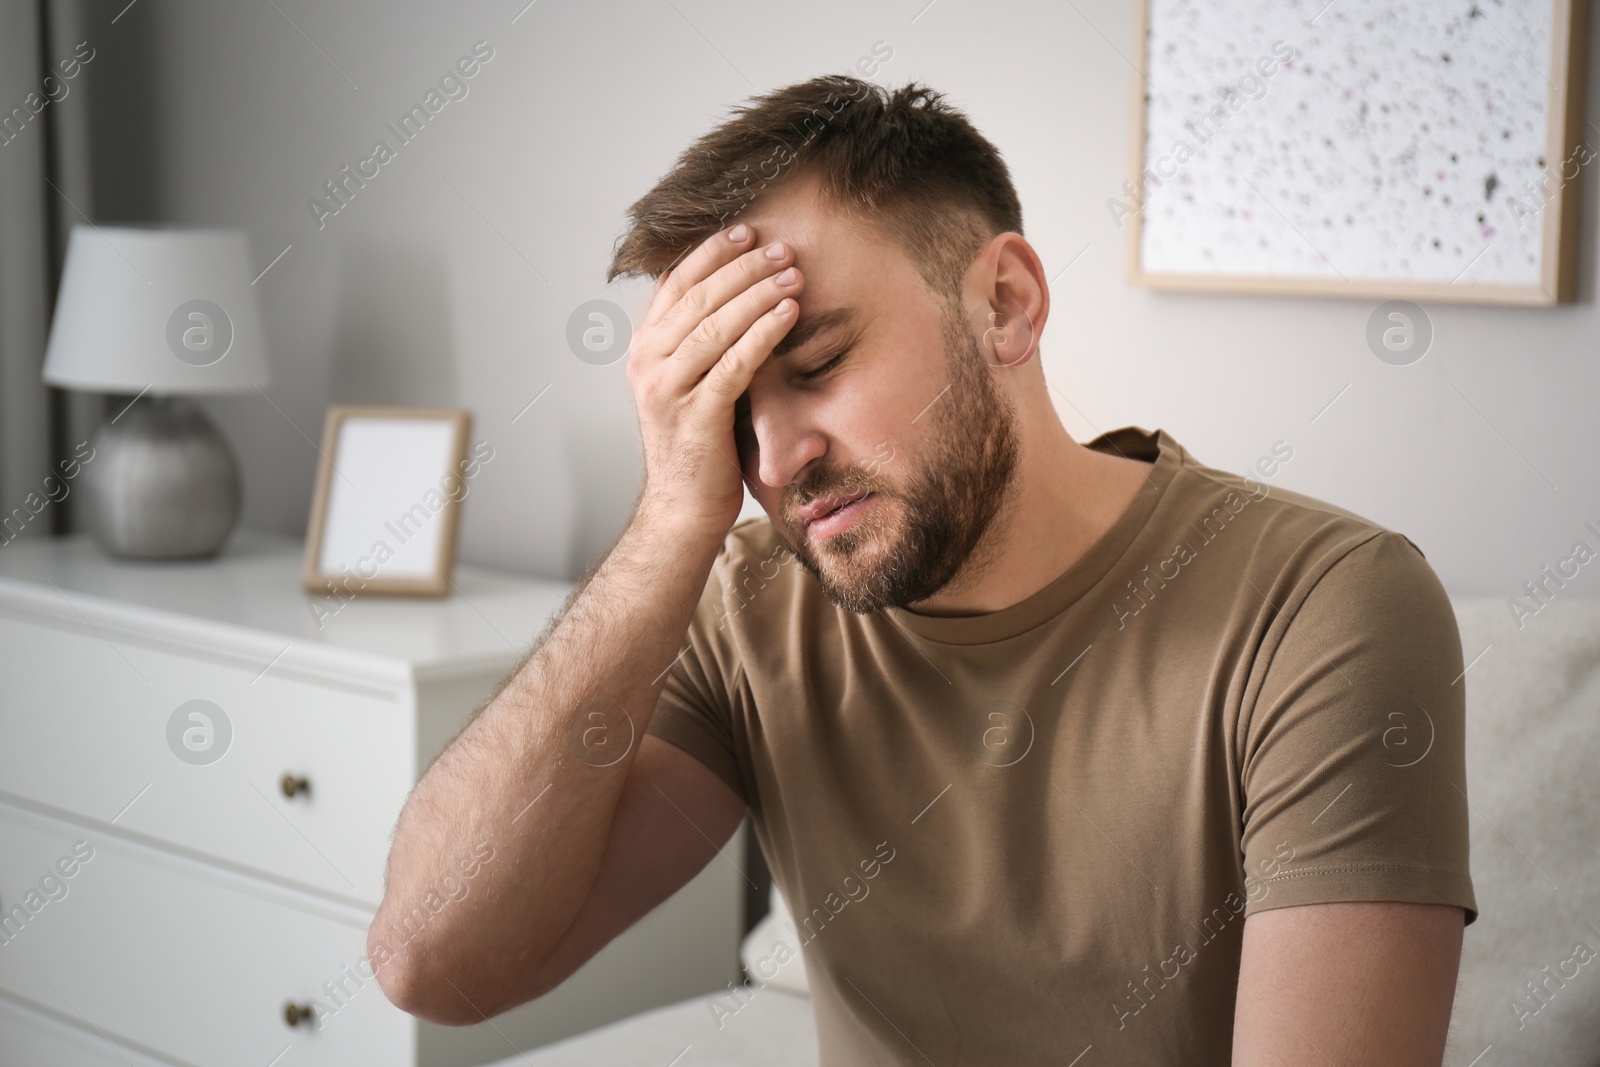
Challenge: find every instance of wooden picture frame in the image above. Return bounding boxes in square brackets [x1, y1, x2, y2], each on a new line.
[301, 405, 472, 597]
[1126, 0, 1589, 305]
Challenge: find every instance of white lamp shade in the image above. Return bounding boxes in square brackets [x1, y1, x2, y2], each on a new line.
[43, 225, 272, 395]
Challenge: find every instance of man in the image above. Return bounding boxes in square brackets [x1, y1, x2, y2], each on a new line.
[370, 75, 1476, 1065]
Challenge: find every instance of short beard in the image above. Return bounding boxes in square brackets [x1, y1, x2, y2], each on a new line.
[780, 303, 1021, 614]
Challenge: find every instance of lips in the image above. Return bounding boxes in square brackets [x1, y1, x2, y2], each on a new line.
[799, 489, 871, 527]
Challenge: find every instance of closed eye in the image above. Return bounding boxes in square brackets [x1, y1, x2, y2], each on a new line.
[800, 348, 849, 381]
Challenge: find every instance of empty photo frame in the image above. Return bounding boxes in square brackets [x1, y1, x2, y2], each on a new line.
[302, 406, 473, 597]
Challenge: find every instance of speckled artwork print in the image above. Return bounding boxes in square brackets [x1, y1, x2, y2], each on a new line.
[1138, 0, 1555, 285]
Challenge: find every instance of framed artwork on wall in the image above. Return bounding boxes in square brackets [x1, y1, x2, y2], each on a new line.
[1124, 0, 1589, 305]
[302, 405, 473, 597]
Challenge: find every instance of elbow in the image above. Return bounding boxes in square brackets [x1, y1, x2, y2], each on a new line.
[367, 921, 489, 1027]
[365, 913, 555, 1026]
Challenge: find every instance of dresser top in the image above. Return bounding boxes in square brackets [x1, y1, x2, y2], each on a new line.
[0, 529, 572, 687]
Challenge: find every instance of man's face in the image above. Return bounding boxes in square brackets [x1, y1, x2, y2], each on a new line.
[733, 179, 1020, 614]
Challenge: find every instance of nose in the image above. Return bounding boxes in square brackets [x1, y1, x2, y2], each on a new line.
[744, 394, 826, 493]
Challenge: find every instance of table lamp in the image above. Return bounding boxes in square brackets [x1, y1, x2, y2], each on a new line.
[42, 225, 272, 559]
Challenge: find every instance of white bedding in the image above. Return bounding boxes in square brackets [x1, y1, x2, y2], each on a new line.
[493, 982, 817, 1066]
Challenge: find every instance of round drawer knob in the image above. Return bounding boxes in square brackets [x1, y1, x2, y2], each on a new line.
[280, 773, 311, 798]
[283, 1001, 314, 1027]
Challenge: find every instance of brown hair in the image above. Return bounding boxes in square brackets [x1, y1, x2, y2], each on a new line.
[605, 74, 1023, 306]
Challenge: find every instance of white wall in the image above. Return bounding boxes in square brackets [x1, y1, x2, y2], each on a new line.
[78, 0, 1599, 596]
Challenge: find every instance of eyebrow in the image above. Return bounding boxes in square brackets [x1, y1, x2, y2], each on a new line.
[770, 305, 859, 359]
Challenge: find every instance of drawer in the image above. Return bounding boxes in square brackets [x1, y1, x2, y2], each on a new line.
[0, 802, 413, 1066]
[0, 997, 170, 1067]
[0, 610, 415, 904]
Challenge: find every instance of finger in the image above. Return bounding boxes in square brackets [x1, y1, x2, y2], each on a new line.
[642, 224, 754, 330]
[640, 262, 678, 329]
[653, 239, 794, 358]
[660, 264, 803, 394]
[697, 295, 798, 403]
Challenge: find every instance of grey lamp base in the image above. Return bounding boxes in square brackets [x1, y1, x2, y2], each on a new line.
[82, 396, 241, 559]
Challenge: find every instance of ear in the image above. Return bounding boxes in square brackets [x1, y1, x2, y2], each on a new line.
[974, 297, 1037, 369]
[969, 232, 1048, 369]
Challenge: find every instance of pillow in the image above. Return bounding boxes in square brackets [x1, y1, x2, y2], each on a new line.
[1444, 595, 1600, 1066]
[739, 883, 810, 997]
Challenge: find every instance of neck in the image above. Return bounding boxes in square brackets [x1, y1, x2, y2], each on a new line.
[906, 414, 1152, 617]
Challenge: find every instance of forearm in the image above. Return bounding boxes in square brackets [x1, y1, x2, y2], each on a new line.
[368, 501, 723, 1021]
[368, 216, 799, 1023]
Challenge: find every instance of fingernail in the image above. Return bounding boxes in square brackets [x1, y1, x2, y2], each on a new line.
[729, 223, 749, 242]
[765, 241, 786, 260]
[777, 267, 798, 286]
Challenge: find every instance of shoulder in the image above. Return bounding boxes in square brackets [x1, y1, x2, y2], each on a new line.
[1154, 444, 1455, 651]
[1244, 523, 1463, 715]
[723, 514, 791, 560]
[1171, 445, 1436, 584]
[1181, 445, 1394, 539]
[715, 516, 801, 586]
[697, 517, 815, 638]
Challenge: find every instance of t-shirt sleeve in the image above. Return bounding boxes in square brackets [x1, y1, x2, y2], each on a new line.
[1239, 530, 1478, 925]
[644, 554, 750, 806]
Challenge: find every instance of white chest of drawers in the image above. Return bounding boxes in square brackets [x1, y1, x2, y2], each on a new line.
[0, 530, 744, 1066]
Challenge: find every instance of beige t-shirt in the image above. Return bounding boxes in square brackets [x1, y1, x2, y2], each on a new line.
[646, 425, 1477, 1065]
